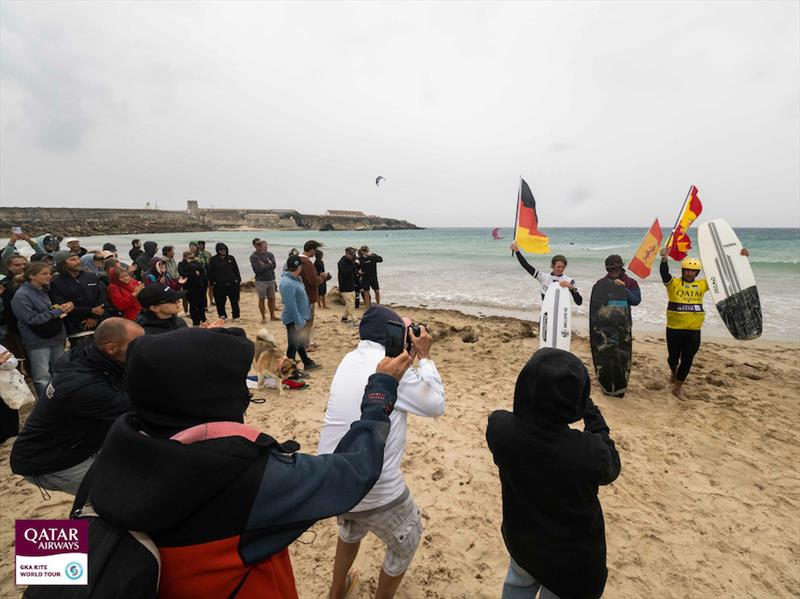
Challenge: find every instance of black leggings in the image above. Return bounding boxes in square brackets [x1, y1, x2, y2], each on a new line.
[213, 284, 240, 319]
[286, 323, 310, 366]
[666, 328, 701, 382]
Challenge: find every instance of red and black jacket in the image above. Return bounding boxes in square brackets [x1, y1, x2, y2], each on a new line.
[91, 373, 398, 598]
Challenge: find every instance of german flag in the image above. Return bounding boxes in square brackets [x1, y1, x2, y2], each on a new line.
[666, 185, 703, 261]
[628, 219, 663, 278]
[514, 178, 550, 254]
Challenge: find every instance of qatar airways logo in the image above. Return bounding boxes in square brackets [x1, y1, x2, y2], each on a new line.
[23, 527, 81, 551]
[16, 520, 88, 585]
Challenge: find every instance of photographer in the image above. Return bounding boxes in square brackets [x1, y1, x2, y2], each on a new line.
[319, 305, 445, 599]
[486, 348, 621, 599]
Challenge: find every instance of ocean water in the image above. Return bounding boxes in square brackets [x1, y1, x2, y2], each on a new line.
[9, 227, 800, 341]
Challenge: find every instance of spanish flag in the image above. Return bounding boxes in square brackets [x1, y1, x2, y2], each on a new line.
[514, 178, 550, 254]
[628, 219, 663, 279]
[665, 185, 703, 261]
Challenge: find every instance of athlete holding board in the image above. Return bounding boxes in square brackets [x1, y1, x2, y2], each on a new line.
[510, 241, 582, 350]
[659, 240, 750, 397]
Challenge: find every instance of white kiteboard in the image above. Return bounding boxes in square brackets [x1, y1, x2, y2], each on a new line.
[539, 283, 572, 350]
[697, 219, 762, 340]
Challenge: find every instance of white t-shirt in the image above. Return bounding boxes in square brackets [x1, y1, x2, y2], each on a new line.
[536, 272, 576, 297]
[317, 340, 445, 511]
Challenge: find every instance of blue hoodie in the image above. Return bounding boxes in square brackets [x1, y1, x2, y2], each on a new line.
[279, 271, 310, 328]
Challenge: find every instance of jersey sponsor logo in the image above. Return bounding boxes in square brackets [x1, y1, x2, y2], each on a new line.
[667, 302, 704, 312]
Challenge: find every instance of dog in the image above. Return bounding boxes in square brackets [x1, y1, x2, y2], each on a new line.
[253, 328, 301, 395]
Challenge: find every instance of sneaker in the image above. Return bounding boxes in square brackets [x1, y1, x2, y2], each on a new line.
[303, 361, 322, 371]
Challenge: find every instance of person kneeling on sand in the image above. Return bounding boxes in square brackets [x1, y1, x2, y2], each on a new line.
[486, 348, 621, 599]
[87, 326, 413, 598]
[319, 305, 445, 599]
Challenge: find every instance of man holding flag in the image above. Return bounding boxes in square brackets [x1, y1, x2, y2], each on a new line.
[658, 185, 750, 396]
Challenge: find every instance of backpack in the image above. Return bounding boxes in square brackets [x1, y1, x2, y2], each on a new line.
[23, 465, 161, 599]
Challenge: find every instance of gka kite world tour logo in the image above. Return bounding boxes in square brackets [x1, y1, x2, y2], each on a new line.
[15, 520, 88, 586]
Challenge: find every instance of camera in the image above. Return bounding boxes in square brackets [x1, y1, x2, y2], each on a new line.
[385, 321, 425, 357]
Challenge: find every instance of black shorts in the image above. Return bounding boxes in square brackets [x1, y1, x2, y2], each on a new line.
[363, 278, 379, 291]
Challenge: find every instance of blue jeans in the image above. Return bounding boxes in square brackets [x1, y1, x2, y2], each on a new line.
[502, 557, 560, 599]
[24, 455, 95, 496]
[28, 344, 65, 399]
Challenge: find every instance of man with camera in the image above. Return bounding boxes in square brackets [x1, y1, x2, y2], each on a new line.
[318, 305, 445, 599]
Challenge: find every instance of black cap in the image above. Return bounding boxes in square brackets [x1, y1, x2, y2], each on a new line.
[138, 284, 187, 308]
[286, 255, 303, 271]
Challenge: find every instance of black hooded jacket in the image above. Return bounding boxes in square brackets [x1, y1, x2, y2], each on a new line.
[10, 342, 129, 476]
[207, 243, 241, 287]
[89, 327, 398, 597]
[134, 242, 158, 278]
[486, 348, 621, 599]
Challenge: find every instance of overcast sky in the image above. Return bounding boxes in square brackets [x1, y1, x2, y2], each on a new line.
[1, 1, 798, 228]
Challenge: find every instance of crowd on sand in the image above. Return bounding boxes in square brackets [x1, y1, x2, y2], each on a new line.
[1, 227, 729, 599]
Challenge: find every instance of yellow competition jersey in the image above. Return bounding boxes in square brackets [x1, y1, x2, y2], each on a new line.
[665, 277, 709, 330]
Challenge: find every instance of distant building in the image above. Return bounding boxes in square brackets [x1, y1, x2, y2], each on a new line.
[325, 210, 366, 217]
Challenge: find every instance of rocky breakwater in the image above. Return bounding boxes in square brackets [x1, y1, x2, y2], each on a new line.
[297, 213, 421, 231]
[0, 207, 207, 236]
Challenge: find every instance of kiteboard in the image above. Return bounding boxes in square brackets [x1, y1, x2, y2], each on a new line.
[697, 219, 762, 340]
[589, 278, 633, 397]
[539, 283, 572, 351]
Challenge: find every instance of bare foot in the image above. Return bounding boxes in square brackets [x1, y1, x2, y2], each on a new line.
[671, 382, 683, 398]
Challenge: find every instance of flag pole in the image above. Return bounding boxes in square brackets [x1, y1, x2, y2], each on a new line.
[665, 185, 693, 254]
[512, 177, 521, 256]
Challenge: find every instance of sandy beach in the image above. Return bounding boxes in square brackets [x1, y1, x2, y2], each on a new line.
[1, 288, 798, 598]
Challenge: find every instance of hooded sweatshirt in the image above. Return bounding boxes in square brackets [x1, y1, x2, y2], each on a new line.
[178, 257, 207, 290]
[486, 348, 621, 599]
[135, 242, 158, 278]
[80, 253, 102, 276]
[207, 243, 241, 287]
[89, 327, 398, 599]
